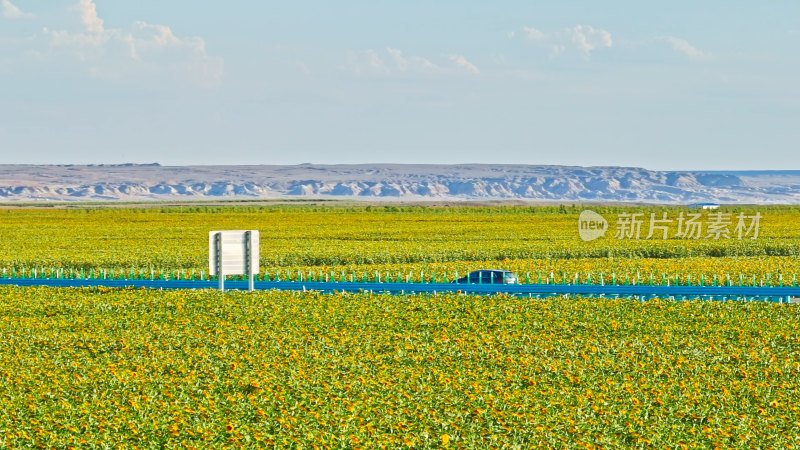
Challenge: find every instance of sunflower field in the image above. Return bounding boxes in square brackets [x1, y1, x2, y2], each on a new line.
[1, 205, 799, 284]
[1, 286, 798, 447]
[1, 204, 800, 447]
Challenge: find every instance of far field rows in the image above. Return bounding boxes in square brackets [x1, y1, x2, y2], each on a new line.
[1, 206, 798, 281]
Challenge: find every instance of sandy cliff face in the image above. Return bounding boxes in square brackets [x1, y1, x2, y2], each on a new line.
[0, 164, 798, 203]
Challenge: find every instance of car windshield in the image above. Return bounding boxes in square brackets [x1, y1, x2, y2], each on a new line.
[460, 270, 516, 284]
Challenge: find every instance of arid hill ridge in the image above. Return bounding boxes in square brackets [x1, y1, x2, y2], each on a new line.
[1, 164, 799, 203]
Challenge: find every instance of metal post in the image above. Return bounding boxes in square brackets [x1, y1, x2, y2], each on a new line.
[245, 231, 254, 292]
[216, 232, 224, 292]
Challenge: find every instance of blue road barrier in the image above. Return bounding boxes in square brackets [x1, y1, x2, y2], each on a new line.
[0, 278, 798, 302]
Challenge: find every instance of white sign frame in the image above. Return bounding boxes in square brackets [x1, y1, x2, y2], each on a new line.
[209, 230, 259, 292]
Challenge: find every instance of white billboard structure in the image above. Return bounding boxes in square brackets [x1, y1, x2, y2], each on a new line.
[209, 230, 259, 292]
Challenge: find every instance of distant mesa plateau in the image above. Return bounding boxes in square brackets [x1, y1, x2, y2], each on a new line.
[1, 164, 799, 204]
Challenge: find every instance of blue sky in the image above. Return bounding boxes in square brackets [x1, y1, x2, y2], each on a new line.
[1, 1, 798, 169]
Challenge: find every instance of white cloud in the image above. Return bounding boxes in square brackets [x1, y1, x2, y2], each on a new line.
[522, 27, 544, 41]
[343, 48, 478, 76]
[77, 0, 103, 33]
[659, 36, 709, 60]
[570, 25, 613, 54]
[42, 0, 223, 87]
[128, 21, 209, 61]
[343, 49, 390, 75]
[44, 25, 112, 49]
[2, 0, 33, 19]
[516, 26, 710, 62]
[387, 48, 439, 73]
[447, 54, 479, 74]
[519, 25, 613, 58]
[295, 60, 311, 75]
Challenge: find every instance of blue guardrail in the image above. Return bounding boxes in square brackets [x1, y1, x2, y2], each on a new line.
[1, 278, 799, 302]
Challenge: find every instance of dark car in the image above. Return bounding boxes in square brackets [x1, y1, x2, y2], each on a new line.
[453, 270, 518, 285]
